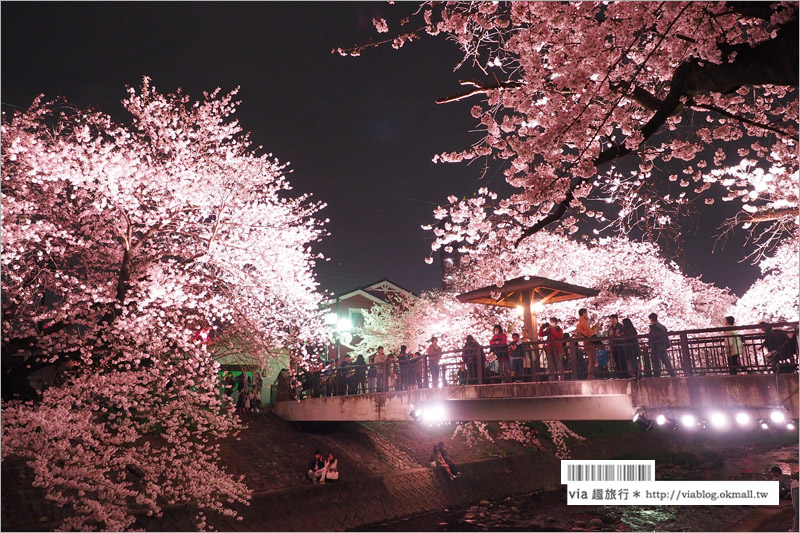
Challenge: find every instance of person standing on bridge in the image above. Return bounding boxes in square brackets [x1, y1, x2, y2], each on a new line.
[490, 325, 509, 382]
[461, 335, 482, 384]
[620, 318, 642, 378]
[374, 346, 389, 392]
[577, 309, 598, 380]
[648, 313, 675, 377]
[426, 337, 443, 388]
[607, 314, 628, 378]
[540, 318, 565, 378]
[723, 316, 744, 375]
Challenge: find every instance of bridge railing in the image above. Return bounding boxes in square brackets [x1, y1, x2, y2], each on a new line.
[297, 322, 798, 398]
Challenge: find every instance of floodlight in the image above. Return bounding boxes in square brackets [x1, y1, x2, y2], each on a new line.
[709, 412, 727, 428]
[770, 410, 786, 423]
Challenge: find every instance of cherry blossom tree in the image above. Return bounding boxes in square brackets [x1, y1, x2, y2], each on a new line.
[353, 290, 515, 356]
[356, 228, 733, 360]
[731, 238, 800, 323]
[1, 78, 326, 530]
[444, 228, 735, 332]
[349, 2, 798, 254]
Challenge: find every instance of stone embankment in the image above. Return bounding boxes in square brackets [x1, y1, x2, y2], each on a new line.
[3, 412, 795, 532]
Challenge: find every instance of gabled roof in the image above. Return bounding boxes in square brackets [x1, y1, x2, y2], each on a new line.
[456, 276, 598, 309]
[325, 278, 416, 307]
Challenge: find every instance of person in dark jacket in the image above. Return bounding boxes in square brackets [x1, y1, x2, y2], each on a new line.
[648, 313, 675, 377]
[607, 314, 628, 377]
[437, 441, 461, 476]
[620, 318, 641, 377]
[760, 322, 796, 372]
[461, 335, 483, 384]
[354, 353, 367, 394]
[397, 345, 410, 391]
[307, 450, 326, 484]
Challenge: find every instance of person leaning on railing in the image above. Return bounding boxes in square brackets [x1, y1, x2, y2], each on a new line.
[760, 322, 798, 373]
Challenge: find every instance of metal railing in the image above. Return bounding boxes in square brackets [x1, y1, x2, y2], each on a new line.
[292, 322, 798, 399]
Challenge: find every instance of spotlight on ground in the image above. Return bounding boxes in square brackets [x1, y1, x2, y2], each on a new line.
[787, 422, 796, 431]
[709, 412, 727, 429]
[770, 410, 786, 423]
[409, 408, 422, 421]
[680, 414, 697, 428]
[634, 416, 653, 431]
[632, 409, 653, 431]
[735, 412, 751, 426]
[656, 414, 667, 426]
[759, 420, 769, 430]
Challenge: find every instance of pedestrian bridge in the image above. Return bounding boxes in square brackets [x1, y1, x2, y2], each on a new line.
[274, 374, 799, 422]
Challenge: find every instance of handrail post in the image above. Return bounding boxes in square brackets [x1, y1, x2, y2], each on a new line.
[477, 348, 484, 385]
[423, 355, 428, 389]
[679, 332, 693, 377]
[532, 341, 541, 381]
[568, 338, 579, 380]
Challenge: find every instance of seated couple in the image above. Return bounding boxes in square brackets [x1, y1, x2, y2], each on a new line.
[430, 441, 461, 480]
[307, 450, 339, 484]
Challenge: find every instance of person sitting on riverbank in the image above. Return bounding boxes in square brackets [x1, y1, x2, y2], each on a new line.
[307, 450, 326, 484]
[437, 441, 461, 476]
[322, 452, 339, 484]
[771, 466, 792, 499]
[430, 443, 459, 480]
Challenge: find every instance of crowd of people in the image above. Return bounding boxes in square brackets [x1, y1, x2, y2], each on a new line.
[297, 313, 797, 397]
[221, 370, 264, 412]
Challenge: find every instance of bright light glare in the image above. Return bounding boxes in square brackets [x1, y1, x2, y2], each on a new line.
[770, 410, 786, 423]
[632, 412, 641, 422]
[760, 422, 769, 430]
[656, 414, 666, 425]
[516, 305, 524, 316]
[532, 302, 545, 313]
[337, 318, 352, 332]
[710, 412, 727, 428]
[324, 313, 338, 325]
[681, 414, 696, 428]
[787, 422, 796, 430]
[735, 412, 750, 425]
[420, 403, 448, 424]
[414, 409, 422, 418]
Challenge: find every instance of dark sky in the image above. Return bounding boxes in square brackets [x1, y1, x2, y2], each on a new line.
[1, 2, 760, 297]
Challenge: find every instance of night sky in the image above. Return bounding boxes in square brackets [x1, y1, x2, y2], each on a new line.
[1, 2, 761, 297]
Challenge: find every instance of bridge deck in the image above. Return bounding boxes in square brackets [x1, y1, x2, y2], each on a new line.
[273, 374, 799, 422]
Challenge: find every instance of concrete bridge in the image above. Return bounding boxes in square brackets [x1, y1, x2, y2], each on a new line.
[274, 374, 799, 423]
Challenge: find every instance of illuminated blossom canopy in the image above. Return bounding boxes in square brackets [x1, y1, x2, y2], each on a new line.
[1, 79, 326, 530]
[356, 230, 734, 357]
[732, 238, 800, 323]
[350, 2, 798, 254]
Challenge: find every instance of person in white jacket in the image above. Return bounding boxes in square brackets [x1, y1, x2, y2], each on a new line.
[321, 452, 339, 484]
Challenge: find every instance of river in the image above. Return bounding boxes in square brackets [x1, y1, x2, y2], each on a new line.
[353, 443, 797, 532]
